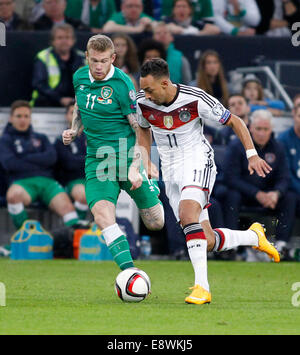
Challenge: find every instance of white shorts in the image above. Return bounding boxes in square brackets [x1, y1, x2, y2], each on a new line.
[162, 149, 217, 223]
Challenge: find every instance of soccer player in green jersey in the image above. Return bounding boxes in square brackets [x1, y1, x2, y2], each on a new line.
[62, 35, 164, 270]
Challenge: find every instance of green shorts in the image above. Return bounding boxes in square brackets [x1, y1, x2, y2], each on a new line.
[13, 176, 66, 206]
[65, 178, 85, 195]
[85, 155, 160, 210]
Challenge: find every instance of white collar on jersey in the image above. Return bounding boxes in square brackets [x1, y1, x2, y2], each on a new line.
[89, 65, 115, 83]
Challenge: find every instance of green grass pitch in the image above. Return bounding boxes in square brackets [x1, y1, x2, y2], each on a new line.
[0, 259, 300, 335]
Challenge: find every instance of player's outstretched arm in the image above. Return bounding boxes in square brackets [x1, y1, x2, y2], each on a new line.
[127, 113, 143, 190]
[226, 114, 272, 177]
[138, 126, 158, 179]
[62, 102, 82, 145]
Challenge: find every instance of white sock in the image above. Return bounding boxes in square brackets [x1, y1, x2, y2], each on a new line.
[63, 211, 78, 224]
[7, 202, 24, 215]
[183, 223, 209, 292]
[74, 201, 89, 211]
[101, 223, 124, 246]
[213, 228, 259, 252]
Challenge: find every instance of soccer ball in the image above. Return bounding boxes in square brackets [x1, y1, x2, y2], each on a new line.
[115, 267, 151, 302]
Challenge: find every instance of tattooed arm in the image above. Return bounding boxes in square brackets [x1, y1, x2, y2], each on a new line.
[62, 101, 82, 145]
[127, 112, 144, 190]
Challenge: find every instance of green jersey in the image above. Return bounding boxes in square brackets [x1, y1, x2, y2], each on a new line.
[108, 11, 153, 25]
[73, 65, 136, 158]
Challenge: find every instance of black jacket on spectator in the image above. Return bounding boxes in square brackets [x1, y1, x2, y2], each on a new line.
[0, 13, 31, 30]
[54, 133, 86, 186]
[33, 14, 90, 31]
[31, 47, 85, 107]
[223, 134, 289, 198]
[254, 0, 275, 35]
[0, 123, 57, 184]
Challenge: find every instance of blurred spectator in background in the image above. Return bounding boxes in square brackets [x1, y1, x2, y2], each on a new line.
[14, 0, 35, 22]
[34, 0, 90, 31]
[30, 0, 45, 23]
[54, 102, 88, 220]
[220, 93, 250, 144]
[162, 0, 215, 23]
[195, 49, 230, 106]
[282, 0, 300, 30]
[0, 0, 32, 30]
[278, 103, 300, 255]
[111, 32, 140, 90]
[65, 0, 116, 33]
[255, 0, 291, 37]
[163, 0, 220, 35]
[137, 37, 166, 65]
[293, 93, 300, 108]
[223, 109, 296, 256]
[103, 0, 155, 34]
[0, 100, 80, 230]
[152, 21, 192, 85]
[212, 0, 260, 36]
[241, 74, 286, 116]
[31, 23, 86, 107]
[114, 0, 154, 17]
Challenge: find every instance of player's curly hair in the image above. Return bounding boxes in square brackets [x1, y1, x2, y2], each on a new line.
[140, 58, 169, 79]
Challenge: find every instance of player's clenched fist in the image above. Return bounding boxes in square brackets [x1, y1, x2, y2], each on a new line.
[62, 129, 77, 145]
[128, 165, 143, 191]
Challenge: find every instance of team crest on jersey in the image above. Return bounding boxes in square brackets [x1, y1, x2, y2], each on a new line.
[163, 116, 173, 129]
[179, 108, 191, 122]
[129, 90, 136, 101]
[101, 86, 113, 99]
[264, 153, 276, 164]
[31, 138, 41, 148]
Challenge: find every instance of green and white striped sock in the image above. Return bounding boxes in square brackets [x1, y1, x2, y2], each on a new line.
[102, 224, 134, 270]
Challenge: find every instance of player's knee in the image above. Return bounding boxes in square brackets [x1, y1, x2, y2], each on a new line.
[146, 217, 164, 231]
[6, 186, 26, 204]
[71, 185, 86, 204]
[140, 203, 164, 231]
[91, 200, 116, 230]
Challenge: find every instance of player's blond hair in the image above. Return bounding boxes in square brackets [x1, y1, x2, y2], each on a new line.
[87, 34, 115, 54]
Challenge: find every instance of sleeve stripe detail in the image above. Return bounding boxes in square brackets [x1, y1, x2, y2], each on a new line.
[180, 88, 215, 108]
[180, 85, 216, 106]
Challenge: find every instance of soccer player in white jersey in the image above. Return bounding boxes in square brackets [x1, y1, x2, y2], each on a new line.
[136, 58, 280, 305]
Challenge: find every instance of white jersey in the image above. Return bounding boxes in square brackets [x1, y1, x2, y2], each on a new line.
[136, 84, 231, 166]
[137, 84, 231, 219]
